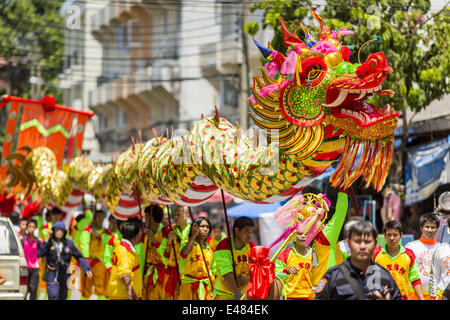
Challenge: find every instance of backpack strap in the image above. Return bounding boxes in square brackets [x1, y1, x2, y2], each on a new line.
[339, 264, 365, 300]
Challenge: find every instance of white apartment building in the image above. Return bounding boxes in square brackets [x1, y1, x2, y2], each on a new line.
[59, 0, 106, 157]
[59, 0, 273, 157]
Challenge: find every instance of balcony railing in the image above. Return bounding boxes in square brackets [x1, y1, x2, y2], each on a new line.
[88, 59, 179, 108]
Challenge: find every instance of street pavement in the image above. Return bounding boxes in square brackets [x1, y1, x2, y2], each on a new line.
[37, 276, 98, 300]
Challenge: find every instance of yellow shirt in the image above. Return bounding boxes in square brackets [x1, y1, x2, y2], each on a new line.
[373, 245, 422, 297]
[275, 247, 313, 299]
[107, 240, 143, 300]
[207, 232, 227, 251]
[179, 243, 215, 300]
[165, 224, 191, 283]
[144, 225, 167, 266]
[311, 240, 344, 286]
[212, 237, 255, 299]
[180, 243, 214, 278]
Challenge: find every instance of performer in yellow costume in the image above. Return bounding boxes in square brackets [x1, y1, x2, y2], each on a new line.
[163, 206, 191, 300]
[142, 205, 169, 300]
[373, 220, 424, 300]
[212, 216, 255, 300]
[178, 217, 215, 300]
[68, 207, 93, 299]
[207, 224, 227, 251]
[79, 209, 108, 300]
[107, 219, 143, 300]
[275, 231, 313, 300]
[310, 188, 349, 286]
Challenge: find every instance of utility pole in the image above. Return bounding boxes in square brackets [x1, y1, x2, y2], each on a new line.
[31, 37, 42, 99]
[238, 1, 250, 131]
[36, 48, 42, 99]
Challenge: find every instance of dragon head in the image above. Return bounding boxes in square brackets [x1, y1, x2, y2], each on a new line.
[249, 9, 399, 191]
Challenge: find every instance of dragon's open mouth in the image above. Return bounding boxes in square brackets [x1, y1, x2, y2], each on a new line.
[323, 52, 400, 138]
[332, 98, 396, 127]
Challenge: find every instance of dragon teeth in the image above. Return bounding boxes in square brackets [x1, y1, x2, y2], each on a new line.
[385, 103, 392, 113]
[355, 89, 367, 100]
[324, 89, 349, 107]
[350, 85, 382, 96]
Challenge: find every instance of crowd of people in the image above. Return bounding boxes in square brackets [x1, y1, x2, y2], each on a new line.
[2, 188, 450, 301]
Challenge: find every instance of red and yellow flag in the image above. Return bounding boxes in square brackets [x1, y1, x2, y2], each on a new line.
[0, 95, 94, 180]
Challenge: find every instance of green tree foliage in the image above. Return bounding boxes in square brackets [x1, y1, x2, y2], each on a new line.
[246, 0, 449, 182]
[248, 0, 449, 113]
[0, 0, 65, 101]
[248, 0, 312, 51]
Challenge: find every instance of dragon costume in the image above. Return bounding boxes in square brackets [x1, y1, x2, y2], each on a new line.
[4, 9, 398, 219]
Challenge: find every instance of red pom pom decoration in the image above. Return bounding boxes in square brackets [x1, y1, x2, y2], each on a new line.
[340, 46, 351, 62]
[41, 95, 56, 112]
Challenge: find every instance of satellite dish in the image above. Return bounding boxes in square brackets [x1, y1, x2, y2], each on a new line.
[437, 191, 450, 212]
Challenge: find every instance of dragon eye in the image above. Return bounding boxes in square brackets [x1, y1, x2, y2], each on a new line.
[308, 66, 323, 81]
[300, 57, 328, 86]
[369, 57, 378, 68]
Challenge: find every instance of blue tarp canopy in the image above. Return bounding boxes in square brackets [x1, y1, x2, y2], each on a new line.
[405, 135, 450, 206]
[227, 199, 289, 218]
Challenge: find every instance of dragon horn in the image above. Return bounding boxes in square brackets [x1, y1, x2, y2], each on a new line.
[298, 21, 308, 41]
[279, 16, 306, 48]
[131, 136, 136, 150]
[214, 105, 221, 123]
[311, 8, 332, 40]
[298, 20, 317, 44]
[253, 38, 273, 59]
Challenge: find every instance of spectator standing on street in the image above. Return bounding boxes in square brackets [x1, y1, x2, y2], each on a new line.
[339, 218, 361, 257]
[22, 219, 41, 300]
[315, 220, 401, 300]
[38, 221, 92, 300]
[17, 218, 28, 242]
[373, 220, 424, 300]
[429, 217, 450, 300]
[9, 211, 20, 234]
[405, 213, 440, 299]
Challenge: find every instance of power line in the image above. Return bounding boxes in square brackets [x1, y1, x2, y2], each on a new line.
[54, 73, 240, 86]
[54, 0, 447, 8]
[57, 67, 242, 81]
[38, 16, 240, 35]
[10, 1, 445, 34]
[60, 31, 239, 48]
[19, 42, 243, 63]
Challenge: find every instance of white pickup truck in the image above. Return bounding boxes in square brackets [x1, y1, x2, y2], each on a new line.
[0, 216, 28, 299]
